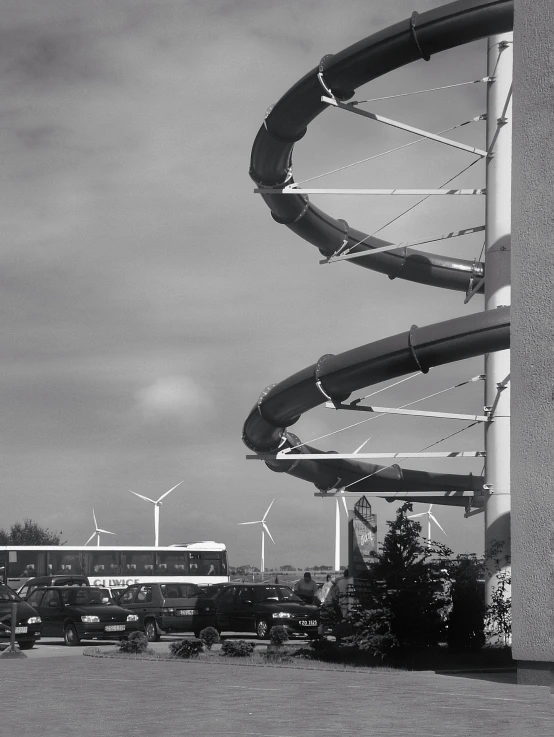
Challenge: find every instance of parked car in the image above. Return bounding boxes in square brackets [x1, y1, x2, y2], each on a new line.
[0, 583, 42, 650]
[17, 575, 89, 600]
[212, 583, 319, 640]
[25, 586, 139, 646]
[199, 582, 231, 597]
[116, 582, 217, 641]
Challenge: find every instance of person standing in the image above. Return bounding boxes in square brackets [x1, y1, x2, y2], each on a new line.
[334, 568, 351, 618]
[293, 571, 319, 604]
[318, 574, 334, 604]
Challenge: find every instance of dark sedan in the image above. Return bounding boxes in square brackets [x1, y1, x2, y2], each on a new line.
[0, 583, 42, 650]
[26, 586, 140, 646]
[213, 583, 319, 639]
[116, 582, 217, 641]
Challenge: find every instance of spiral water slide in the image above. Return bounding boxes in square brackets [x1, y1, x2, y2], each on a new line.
[243, 0, 513, 509]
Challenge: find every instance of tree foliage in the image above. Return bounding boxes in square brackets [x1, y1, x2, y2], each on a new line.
[344, 503, 451, 654]
[0, 519, 62, 545]
[445, 553, 486, 651]
[372, 503, 450, 649]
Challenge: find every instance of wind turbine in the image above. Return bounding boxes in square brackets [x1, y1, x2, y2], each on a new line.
[334, 492, 349, 571]
[237, 499, 275, 576]
[408, 504, 446, 545]
[128, 480, 184, 546]
[85, 510, 115, 546]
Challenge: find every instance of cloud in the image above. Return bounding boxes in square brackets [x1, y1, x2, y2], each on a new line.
[135, 374, 212, 423]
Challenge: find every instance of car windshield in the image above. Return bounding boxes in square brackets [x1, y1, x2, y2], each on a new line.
[160, 584, 203, 599]
[277, 587, 303, 603]
[62, 588, 113, 606]
[256, 586, 302, 603]
[0, 584, 21, 602]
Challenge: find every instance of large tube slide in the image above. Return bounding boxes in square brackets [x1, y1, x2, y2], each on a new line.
[243, 0, 513, 507]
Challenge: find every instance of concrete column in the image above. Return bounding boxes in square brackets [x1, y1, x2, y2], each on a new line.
[511, 0, 554, 687]
[484, 34, 512, 614]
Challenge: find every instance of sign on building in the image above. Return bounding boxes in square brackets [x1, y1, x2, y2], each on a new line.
[348, 496, 378, 578]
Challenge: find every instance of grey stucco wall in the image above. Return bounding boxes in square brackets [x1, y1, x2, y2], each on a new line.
[511, 0, 554, 663]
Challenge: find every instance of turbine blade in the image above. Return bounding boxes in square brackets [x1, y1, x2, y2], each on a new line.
[129, 490, 155, 504]
[429, 514, 447, 535]
[263, 522, 275, 544]
[157, 480, 184, 503]
[428, 504, 434, 513]
[237, 520, 261, 526]
[352, 437, 371, 454]
[262, 499, 275, 521]
[97, 529, 115, 535]
[408, 513, 425, 519]
[85, 532, 96, 545]
[92, 509, 98, 528]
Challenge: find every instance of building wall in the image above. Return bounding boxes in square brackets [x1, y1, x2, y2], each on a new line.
[511, 0, 554, 679]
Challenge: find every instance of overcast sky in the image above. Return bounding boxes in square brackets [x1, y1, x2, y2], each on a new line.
[1, 0, 494, 568]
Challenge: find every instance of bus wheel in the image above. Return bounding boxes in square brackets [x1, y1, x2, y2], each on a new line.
[64, 624, 80, 647]
[144, 619, 160, 642]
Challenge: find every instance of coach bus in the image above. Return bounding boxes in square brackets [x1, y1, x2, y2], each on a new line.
[0, 542, 229, 593]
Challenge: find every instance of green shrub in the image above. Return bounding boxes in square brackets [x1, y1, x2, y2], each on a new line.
[306, 637, 342, 662]
[220, 640, 255, 657]
[269, 625, 289, 646]
[198, 627, 220, 650]
[119, 631, 149, 654]
[169, 638, 205, 658]
[342, 606, 398, 659]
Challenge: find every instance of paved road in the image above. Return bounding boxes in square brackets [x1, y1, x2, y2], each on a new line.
[1, 652, 553, 737]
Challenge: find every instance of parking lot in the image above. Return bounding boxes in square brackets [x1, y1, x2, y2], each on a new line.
[1, 633, 260, 659]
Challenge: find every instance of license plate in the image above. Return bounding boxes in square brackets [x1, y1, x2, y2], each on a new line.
[299, 620, 317, 627]
[15, 626, 28, 634]
[177, 609, 197, 616]
[105, 624, 125, 632]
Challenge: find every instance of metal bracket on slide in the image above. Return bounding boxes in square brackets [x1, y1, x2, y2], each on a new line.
[464, 260, 485, 304]
[317, 55, 337, 102]
[410, 11, 430, 61]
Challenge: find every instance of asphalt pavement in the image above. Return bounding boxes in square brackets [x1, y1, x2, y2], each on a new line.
[1, 644, 553, 737]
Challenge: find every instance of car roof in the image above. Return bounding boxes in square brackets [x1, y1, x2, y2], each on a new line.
[217, 583, 291, 587]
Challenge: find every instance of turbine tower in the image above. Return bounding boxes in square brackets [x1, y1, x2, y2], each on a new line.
[334, 492, 349, 571]
[408, 504, 446, 545]
[237, 499, 275, 576]
[85, 509, 115, 546]
[128, 480, 184, 546]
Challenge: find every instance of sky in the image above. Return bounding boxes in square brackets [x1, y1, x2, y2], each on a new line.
[1, 0, 495, 569]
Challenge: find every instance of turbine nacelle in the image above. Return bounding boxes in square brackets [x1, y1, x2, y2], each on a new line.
[85, 509, 115, 546]
[128, 481, 184, 546]
[237, 499, 276, 574]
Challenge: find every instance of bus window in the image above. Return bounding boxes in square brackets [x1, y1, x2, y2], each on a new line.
[120, 552, 154, 576]
[89, 551, 119, 575]
[156, 552, 188, 576]
[7, 551, 41, 578]
[47, 551, 86, 576]
[189, 552, 224, 576]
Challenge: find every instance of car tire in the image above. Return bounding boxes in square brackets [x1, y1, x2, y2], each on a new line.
[64, 624, 80, 647]
[256, 619, 270, 640]
[144, 619, 160, 642]
[18, 641, 34, 651]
